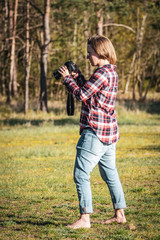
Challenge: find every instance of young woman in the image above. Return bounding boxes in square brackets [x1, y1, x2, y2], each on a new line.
[58, 35, 127, 229]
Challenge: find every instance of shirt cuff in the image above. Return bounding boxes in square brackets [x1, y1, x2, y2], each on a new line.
[63, 75, 75, 84]
[63, 75, 71, 83]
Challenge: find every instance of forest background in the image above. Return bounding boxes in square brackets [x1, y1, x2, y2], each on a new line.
[0, 0, 160, 114]
[0, 1, 160, 239]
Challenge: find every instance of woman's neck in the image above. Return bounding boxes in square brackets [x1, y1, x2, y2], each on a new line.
[98, 59, 110, 67]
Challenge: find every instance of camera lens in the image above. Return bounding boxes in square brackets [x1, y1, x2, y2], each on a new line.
[53, 61, 76, 80]
[53, 70, 62, 80]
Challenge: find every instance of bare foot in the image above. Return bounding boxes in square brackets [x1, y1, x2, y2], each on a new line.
[67, 214, 91, 229]
[104, 209, 126, 224]
[67, 219, 91, 229]
[104, 216, 126, 224]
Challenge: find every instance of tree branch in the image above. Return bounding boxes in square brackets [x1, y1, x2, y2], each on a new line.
[5, 36, 25, 46]
[29, 24, 43, 30]
[25, 0, 44, 16]
[103, 23, 136, 33]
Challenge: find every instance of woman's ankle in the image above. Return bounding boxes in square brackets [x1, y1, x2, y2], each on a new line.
[115, 209, 126, 222]
[80, 213, 90, 222]
[115, 209, 125, 216]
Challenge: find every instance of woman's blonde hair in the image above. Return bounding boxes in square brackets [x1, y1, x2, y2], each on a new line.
[87, 35, 117, 64]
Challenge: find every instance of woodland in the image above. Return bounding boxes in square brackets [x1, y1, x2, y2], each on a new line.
[0, 0, 160, 113]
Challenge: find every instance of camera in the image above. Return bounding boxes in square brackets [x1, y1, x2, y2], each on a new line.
[53, 60, 76, 80]
[52, 60, 76, 116]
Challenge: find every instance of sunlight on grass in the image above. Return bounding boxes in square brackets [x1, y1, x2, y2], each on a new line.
[0, 104, 160, 239]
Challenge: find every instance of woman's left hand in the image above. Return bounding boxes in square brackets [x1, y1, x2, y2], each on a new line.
[58, 66, 70, 78]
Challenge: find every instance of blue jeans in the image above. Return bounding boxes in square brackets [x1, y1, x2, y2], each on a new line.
[74, 128, 126, 214]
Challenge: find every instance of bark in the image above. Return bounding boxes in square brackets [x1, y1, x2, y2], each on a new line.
[24, 0, 30, 114]
[84, 11, 89, 78]
[96, 9, 103, 35]
[7, 0, 18, 103]
[1, 0, 8, 96]
[11, 0, 18, 97]
[124, 53, 136, 93]
[7, 0, 13, 103]
[73, 20, 77, 62]
[133, 9, 147, 101]
[40, 0, 50, 112]
[104, 14, 111, 36]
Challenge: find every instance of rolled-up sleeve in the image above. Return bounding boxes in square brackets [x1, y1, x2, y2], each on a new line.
[63, 69, 107, 102]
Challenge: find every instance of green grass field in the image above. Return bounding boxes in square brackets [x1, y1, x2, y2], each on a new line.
[0, 101, 160, 239]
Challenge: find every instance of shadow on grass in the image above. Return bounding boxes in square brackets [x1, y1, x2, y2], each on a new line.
[0, 117, 79, 127]
[139, 145, 160, 152]
[118, 121, 160, 126]
[54, 118, 79, 126]
[117, 99, 160, 114]
[14, 218, 66, 227]
[0, 116, 159, 127]
[146, 101, 160, 114]
[0, 119, 53, 126]
[5, 211, 67, 227]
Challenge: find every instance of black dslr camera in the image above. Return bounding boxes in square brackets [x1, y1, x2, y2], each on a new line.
[53, 60, 76, 80]
[53, 60, 76, 116]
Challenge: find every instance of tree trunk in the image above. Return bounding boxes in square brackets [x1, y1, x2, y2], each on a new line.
[104, 14, 111, 37]
[7, 0, 18, 103]
[132, 63, 137, 101]
[1, 0, 8, 96]
[73, 20, 77, 62]
[40, 0, 50, 112]
[7, 1, 13, 103]
[133, 8, 147, 101]
[84, 11, 89, 78]
[11, 0, 18, 97]
[124, 53, 136, 93]
[24, 0, 30, 114]
[96, 9, 103, 35]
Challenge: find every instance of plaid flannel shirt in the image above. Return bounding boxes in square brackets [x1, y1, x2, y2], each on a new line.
[63, 64, 119, 144]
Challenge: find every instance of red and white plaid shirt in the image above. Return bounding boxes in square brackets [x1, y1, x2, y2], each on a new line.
[63, 64, 119, 144]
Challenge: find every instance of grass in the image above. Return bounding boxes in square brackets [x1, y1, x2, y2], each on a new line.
[0, 99, 160, 239]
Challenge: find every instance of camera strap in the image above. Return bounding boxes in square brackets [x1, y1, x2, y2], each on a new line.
[67, 92, 74, 116]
